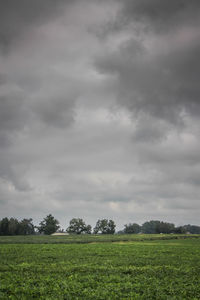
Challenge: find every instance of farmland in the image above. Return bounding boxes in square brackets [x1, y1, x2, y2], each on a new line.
[0, 235, 200, 299]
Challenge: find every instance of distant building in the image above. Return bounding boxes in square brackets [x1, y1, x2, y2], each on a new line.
[51, 232, 69, 236]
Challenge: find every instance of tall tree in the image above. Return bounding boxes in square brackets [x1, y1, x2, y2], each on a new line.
[8, 218, 19, 235]
[93, 219, 116, 234]
[0, 217, 9, 235]
[19, 218, 35, 235]
[173, 226, 187, 234]
[38, 214, 60, 235]
[142, 220, 175, 234]
[66, 218, 91, 234]
[124, 223, 141, 234]
[156, 221, 175, 234]
[142, 220, 160, 234]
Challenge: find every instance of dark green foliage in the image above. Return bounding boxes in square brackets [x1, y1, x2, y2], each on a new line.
[37, 214, 60, 235]
[124, 223, 141, 234]
[183, 224, 200, 234]
[156, 221, 175, 234]
[142, 220, 175, 234]
[0, 218, 35, 236]
[66, 218, 92, 234]
[18, 218, 35, 235]
[0, 218, 9, 235]
[173, 226, 187, 234]
[0, 238, 200, 299]
[142, 220, 160, 233]
[7, 218, 19, 235]
[94, 219, 116, 234]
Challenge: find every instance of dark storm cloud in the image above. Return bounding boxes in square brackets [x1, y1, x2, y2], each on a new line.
[0, 0, 75, 52]
[119, 0, 200, 32]
[94, 0, 200, 127]
[0, 0, 200, 228]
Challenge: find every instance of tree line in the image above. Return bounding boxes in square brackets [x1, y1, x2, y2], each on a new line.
[0, 215, 200, 235]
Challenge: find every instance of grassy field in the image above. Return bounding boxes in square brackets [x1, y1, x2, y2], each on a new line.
[0, 233, 199, 244]
[0, 235, 200, 299]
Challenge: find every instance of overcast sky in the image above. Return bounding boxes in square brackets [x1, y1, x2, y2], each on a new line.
[0, 0, 200, 230]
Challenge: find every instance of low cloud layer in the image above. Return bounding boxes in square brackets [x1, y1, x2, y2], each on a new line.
[0, 0, 199, 229]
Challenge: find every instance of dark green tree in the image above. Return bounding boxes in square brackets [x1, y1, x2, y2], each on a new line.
[19, 218, 35, 235]
[93, 219, 116, 234]
[183, 224, 200, 234]
[0, 217, 9, 235]
[85, 224, 92, 234]
[66, 218, 91, 234]
[124, 223, 141, 234]
[38, 214, 60, 235]
[8, 218, 20, 235]
[142, 220, 159, 234]
[173, 226, 187, 234]
[156, 221, 175, 234]
[142, 220, 175, 234]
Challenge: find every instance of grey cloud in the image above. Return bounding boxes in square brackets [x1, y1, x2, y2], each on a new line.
[0, 73, 7, 85]
[133, 115, 171, 143]
[94, 30, 200, 127]
[0, 0, 74, 52]
[0, 82, 29, 150]
[93, 0, 200, 129]
[119, 0, 200, 32]
[0, 92, 26, 131]
[0, 0, 200, 228]
[136, 140, 200, 167]
[31, 91, 76, 128]
[0, 158, 31, 192]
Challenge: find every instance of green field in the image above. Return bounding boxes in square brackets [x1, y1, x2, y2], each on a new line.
[0, 235, 200, 299]
[0, 233, 199, 244]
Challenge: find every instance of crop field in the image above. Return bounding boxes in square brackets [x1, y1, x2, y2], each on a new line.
[0, 236, 200, 299]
